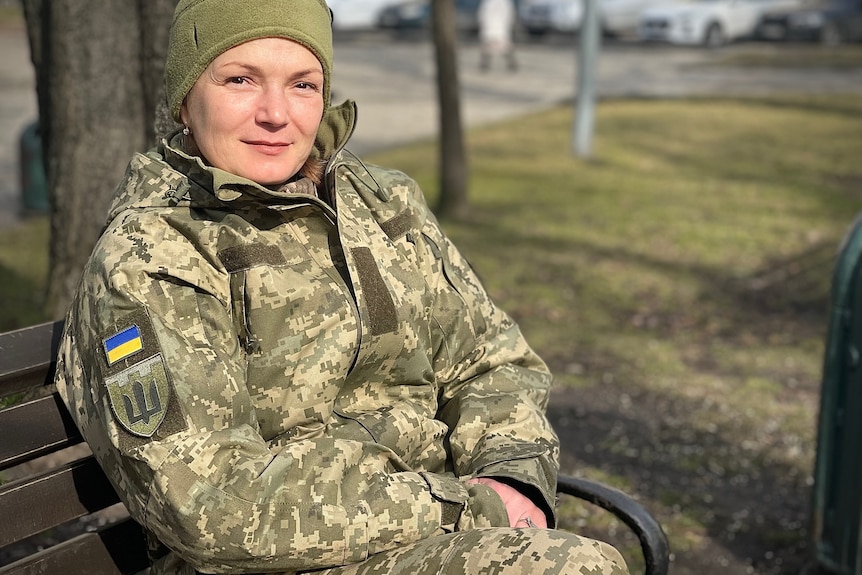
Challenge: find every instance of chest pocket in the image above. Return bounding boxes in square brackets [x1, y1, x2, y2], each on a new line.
[218, 242, 288, 354]
[421, 226, 488, 339]
[217, 238, 358, 442]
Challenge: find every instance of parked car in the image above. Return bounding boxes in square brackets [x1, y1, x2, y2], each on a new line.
[327, 0, 404, 30]
[518, 0, 583, 36]
[601, 0, 665, 36]
[517, 0, 660, 38]
[378, 0, 483, 33]
[378, 0, 429, 28]
[638, 0, 803, 46]
[758, 0, 862, 43]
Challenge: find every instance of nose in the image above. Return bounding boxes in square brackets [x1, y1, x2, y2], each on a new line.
[255, 86, 289, 128]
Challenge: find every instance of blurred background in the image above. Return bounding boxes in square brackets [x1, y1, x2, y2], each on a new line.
[332, 0, 862, 46]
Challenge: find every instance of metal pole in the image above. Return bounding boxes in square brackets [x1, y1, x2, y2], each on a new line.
[574, 0, 600, 158]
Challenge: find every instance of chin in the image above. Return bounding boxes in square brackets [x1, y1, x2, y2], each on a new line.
[250, 176, 286, 186]
[243, 168, 301, 187]
[259, 161, 305, 185]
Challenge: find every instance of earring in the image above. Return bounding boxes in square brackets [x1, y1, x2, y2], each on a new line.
[182, 126, 190, 136]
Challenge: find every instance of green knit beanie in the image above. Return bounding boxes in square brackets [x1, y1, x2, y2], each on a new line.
[165, 0, 333, 122]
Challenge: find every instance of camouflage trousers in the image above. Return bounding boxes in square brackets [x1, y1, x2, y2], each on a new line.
[310, 528, 629, 575]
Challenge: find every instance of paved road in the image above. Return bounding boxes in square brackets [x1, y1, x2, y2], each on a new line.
[2, 24, 861, 228]
[334, 30, 862, 154]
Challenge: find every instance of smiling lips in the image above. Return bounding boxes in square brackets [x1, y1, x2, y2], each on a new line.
[246, 140, 291, 155]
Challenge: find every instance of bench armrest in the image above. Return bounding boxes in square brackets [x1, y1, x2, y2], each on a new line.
[556, 474, 669, 575]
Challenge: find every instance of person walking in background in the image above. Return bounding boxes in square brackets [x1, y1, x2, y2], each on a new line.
[478, 0, 518, 72]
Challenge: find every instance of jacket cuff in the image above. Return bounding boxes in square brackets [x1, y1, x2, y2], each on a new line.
[471, 456, 559, 528]
[419, 472, 510, 531]
[420, 472, 468, 532]
[465, 482, 510, 527]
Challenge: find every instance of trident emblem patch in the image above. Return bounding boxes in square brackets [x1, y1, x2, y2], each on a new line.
[104, 354, 170, 437]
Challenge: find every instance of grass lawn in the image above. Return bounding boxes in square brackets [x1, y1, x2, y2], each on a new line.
[371, 94, 862, 574]
[2, 94, 861, 573]
[712, 43, 862, 69]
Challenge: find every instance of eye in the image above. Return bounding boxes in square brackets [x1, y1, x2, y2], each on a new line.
[227, 76, 248, 85]
[295, 81, 319, 91]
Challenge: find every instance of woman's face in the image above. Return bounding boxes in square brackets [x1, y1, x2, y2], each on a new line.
[181, 38, 324, 186]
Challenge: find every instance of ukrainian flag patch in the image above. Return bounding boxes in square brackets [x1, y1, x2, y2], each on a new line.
[104, 325, 144, 365]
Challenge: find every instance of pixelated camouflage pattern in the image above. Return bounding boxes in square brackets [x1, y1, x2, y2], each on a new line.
[55, 107, 576, 574]
[314, 528, 629, 575]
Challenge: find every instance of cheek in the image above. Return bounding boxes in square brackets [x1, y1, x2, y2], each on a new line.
[195, 95, 252, 133]
[296, 102, 325, 136]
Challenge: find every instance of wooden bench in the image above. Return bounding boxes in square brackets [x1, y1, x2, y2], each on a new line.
[0, 320, 669, 575]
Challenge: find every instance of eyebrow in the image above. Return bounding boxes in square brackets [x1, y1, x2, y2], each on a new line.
[217, 62, 323, 79]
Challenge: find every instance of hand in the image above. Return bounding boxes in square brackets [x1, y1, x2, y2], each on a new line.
[466, 477, 548, 528]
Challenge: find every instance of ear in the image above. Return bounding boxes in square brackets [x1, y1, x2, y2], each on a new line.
[179, 102, 190, 128]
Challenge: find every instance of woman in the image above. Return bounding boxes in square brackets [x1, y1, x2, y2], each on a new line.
[55, 0, 629, 573]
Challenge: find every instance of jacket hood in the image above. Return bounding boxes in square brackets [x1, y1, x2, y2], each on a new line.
[106, 100, 357, 222]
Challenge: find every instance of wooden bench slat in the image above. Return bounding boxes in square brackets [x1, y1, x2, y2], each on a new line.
[0, 394, 83, 472]
[0, 458, 122, 548]
[0, 518, 149, 575]
[0, 321, 63, 400]
[0, 367, 53, 402]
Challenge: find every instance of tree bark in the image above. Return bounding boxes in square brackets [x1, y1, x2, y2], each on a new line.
[430, 0, 469, 219]
[139, 0, 182, 144]
[21, 0, 178, 319]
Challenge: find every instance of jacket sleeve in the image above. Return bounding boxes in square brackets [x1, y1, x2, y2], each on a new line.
[55, 211, 482, 575]
[421, 211, 560, 526]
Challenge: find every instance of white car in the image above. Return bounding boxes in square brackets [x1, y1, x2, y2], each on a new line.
[518, 0, 658, 38]
[601, 0, 664, 36]
[638, 0, 802, 45]
[327, 0, 403, 30]
[518, 0, 584, 36]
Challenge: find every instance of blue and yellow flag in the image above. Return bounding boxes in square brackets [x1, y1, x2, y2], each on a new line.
[104, 325, 143, 365]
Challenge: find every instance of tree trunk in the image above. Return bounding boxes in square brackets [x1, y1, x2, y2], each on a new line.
[139, 0, 181, 144]
[21, 0, 178, 319]
[430, 0, 469, 219]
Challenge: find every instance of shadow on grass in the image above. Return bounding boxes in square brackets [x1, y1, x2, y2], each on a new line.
[456, 207, 836, 338]
[548, 384, 813, 575]
[447, 211, 836, 574]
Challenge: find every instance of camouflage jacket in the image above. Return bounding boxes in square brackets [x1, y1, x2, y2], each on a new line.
[56, 101, 559, 574]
